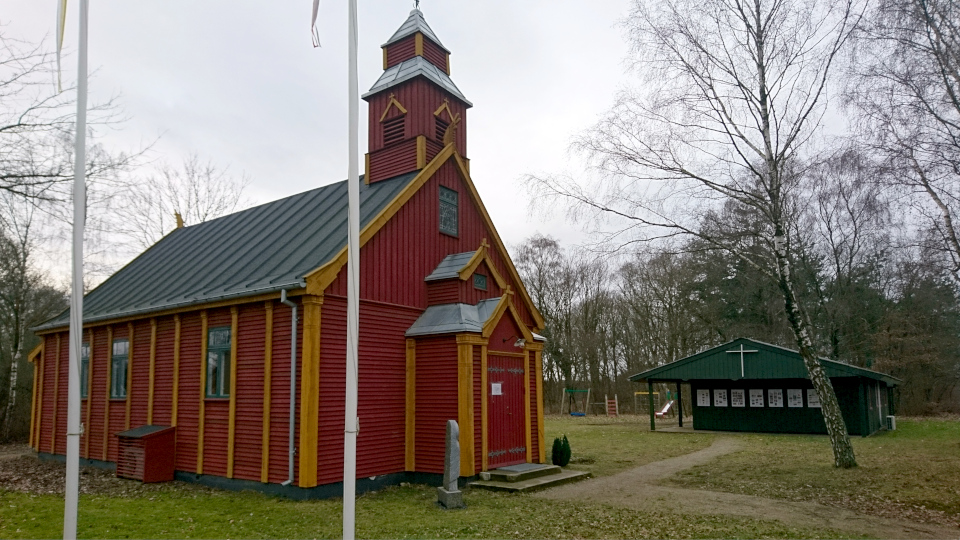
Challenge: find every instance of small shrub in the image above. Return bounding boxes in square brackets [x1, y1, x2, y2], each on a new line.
[552, 435, 572, 466]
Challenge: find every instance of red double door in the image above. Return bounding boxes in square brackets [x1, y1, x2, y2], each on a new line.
[487, 353, 526, 469]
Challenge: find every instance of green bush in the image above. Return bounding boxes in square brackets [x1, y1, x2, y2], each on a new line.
[552, 435, 572, 466]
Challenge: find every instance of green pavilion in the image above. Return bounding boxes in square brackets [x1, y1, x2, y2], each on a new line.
[630, 338, 900, 436]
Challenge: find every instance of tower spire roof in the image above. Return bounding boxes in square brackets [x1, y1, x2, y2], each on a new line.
[383, 9, 449, 53]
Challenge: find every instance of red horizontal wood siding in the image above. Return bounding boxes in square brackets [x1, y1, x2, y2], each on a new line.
[268, 300, 302, 484]
[130, 319, 151, 428]
[421, 41, 447, 73]
[426, 280, 458, 305]
[88, 329, 108, 459]
[152, 316, 176, 426]
[385, 35, 417, 69]
[176, 313, 202, 472]
[233, 303, 266, 482]
[316, 297, 420, 484]
[54, 333, 68, 455]
[368, 138, 419, 183]
[413, 336, 458, 474]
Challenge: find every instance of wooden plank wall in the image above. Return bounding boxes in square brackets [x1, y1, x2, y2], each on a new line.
[413, 336, 458, 474]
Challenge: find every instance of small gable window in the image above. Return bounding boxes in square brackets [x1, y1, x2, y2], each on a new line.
[439, 186, 458, 236]
[110, 339, 129, 399]
[383, 115, 405, 146]
[473, 273, 487, 291]
[80, 342, 90, 399]
[207, 326, 232, 398]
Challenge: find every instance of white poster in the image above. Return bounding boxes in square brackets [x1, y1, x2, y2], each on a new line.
[749, 389, 764, 407]
[731, 389, 745, 407]
[491, 383, 502, 396]
[768, 388, 784, 407]
[697, 389, 710, 407]
[807, 388, 821, 408]
[787, 389, 803, 408]
[713, 389, 728, 407]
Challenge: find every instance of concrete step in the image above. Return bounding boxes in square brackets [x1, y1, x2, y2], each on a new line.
[469, 469, 591, 493]
[486, 463, 562, 483]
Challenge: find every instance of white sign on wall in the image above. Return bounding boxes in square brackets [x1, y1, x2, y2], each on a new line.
[787, 389, 803, 408]
[807, 389, 821, 408]
[491, 383, 502, 396]
[731, 389, 745, 407]
[749, 389, 764, 407]
[713, 389, 728, 407]
[697, 389, 710, 407]
[768, 388, 784, 407]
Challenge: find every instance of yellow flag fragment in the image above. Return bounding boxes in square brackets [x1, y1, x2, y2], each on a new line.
[56, 0, 68, 91]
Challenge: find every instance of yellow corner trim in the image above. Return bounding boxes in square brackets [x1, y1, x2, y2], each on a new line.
[298, 295, 323, 488]
[415, 33, 424, 57]
[456, 338, 475, 475]
[382, 47, 388, 70]
[172, 315, 181, 428]
[416, 135, 426, 169]
[227, 306, 239, 478]
[27, 343, 42, 363]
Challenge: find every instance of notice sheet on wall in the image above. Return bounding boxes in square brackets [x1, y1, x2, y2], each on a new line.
[807, 388, 821, 408]
[491, 383, 502, 396]
[787, 389, 803, 407]
[768, 388, 784, 407]
[731, 389, 745, 407]
[697, 389, 710, 407]
[713, 389, 728, 407]
[749, 389, 764, 407]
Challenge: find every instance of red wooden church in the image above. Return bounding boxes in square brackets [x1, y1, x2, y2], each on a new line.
[28, 9, 547, 496]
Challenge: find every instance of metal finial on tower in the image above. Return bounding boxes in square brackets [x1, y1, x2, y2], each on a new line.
[415, 0, 420, 10]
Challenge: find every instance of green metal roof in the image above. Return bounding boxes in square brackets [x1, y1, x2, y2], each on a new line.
[629, 338, 901, 386]
[35, 171, 417, 331]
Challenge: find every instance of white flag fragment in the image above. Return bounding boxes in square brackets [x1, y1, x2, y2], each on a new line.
[311, 0, 321, 47]
[56, 0, 68, 91]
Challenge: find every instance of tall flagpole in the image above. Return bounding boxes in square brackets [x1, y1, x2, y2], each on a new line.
[64, 0, 89, 538]
[343, 0, 360, 538]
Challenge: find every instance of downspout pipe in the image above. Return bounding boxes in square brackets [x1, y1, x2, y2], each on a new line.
[280, 290, 298, 486]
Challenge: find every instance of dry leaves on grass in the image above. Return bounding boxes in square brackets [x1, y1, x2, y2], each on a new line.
[0, 447, 215, 498]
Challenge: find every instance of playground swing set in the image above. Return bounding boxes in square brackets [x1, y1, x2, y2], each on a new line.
[559, 387, 678, 419]
[560, 388, 621, 417]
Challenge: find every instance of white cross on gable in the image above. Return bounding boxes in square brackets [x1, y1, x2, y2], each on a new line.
[726, 344, 759, 378]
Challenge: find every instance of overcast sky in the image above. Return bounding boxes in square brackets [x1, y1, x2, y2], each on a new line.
[7, 1, 634, 255]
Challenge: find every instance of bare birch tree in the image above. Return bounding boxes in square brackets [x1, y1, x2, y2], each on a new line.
[847, 0, 960, 285]
[529, 0, 865, 466]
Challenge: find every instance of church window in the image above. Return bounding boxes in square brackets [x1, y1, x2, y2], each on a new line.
[110, 339, 128, 399]
[435, 116, 449, 142]
[80, 342, 90, 399]
[473, 273, 487, 291]
[439, 186, 458, 236]
[383, 115, 405, 146]
[207, 326, 231, 398]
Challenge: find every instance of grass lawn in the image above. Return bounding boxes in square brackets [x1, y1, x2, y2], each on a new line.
[667, 417, 960, 528]
[545, 415, 715, 477]
[0, 415, 875, 539]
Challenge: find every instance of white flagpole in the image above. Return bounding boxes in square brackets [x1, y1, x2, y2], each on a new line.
[343, 0, 360, 538]
[64, 0, 89, 538]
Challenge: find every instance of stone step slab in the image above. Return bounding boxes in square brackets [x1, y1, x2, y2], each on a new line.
[469, 469, 591, 493]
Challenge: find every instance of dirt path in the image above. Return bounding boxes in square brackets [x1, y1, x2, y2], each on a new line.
[536, 438, 959, 540]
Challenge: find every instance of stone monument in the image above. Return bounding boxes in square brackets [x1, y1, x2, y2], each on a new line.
[437, 419, 465, 509]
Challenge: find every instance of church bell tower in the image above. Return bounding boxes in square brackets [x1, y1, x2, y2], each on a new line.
[362, 9, 472, 183]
